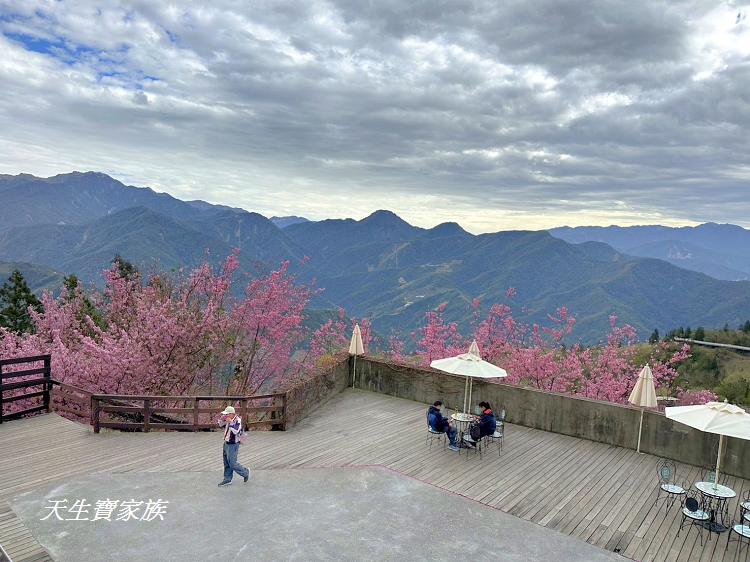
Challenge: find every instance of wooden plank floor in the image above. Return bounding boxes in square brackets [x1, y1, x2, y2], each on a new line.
[1, 389, 748, 562]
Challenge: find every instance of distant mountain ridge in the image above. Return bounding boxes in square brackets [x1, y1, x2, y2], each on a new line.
[2, 172, 750, 342]
[271, 216, 310, 228]
[549, 224, 750, 281]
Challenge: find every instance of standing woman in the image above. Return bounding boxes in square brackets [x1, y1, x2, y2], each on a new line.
[217, 405, 251, 487]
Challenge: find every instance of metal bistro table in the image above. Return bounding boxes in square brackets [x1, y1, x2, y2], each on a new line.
[695, 481, 736, 533]
[451, 412, 477, 449]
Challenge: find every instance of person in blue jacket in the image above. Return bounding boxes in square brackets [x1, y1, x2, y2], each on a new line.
[465, 401, 497, 448]
[427, 401, 459, 451]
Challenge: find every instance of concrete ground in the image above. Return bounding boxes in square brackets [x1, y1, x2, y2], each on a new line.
[10, 467, 623, 562]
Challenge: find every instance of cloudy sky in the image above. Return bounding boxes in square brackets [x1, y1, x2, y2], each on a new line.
[0, 1, 748, 232]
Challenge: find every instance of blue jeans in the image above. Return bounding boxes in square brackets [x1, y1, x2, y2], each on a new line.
[438, 421, 458, 446]
[223, 442, 249, 482]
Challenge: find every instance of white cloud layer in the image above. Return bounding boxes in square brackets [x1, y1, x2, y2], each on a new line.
[0, 0, 748, 232]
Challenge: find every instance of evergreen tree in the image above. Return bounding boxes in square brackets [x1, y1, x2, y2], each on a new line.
[113, 254, 139, 280]
[63, 275, 106, 330]
[694, 326, 705, 341]
[743, 321, 750, 334]
[685, 326, 692, 339]
[676, 326, 685, 338]
[648, 328, 659, 344]
[0, 270, 43, 334]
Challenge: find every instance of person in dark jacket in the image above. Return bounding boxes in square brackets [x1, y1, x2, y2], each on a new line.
[465, 401, 497, 447]
[427, 401, 459, 451]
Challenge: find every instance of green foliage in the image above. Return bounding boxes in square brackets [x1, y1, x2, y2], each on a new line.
[63, 275, 106, 331]
[694, 326, 705, 341]
[716, 372, 750, 406]
[113, 255, 139, 280]
[648, 328, 659, 344]
[0, 269, 43, 333]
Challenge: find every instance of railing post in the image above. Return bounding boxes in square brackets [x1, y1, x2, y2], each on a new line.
[43, 355, 51, 413]
[0, 364, 4, 424]
[92, 396, 100, 433]
[143, 399, 151, 433]
[240, 398, 247, 431]
[281, 393, 287, 431]
[193, 398, 199, 430]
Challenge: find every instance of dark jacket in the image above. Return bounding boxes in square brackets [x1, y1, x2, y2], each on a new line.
[427, 406, 448, 432]
[478, 409, 497, 437]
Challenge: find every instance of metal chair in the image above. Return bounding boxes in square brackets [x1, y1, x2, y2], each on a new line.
[653, 459, 686, 513]
[485, 422, 504, 456]
[427, 424, 446, 449]
[703, 469, 728, 486]
[740, 490, 750, 523]
[725, 522, 750, 561]
[461, 424, 483, 458]
[426, 412, 446, 450]
[678, 493, 711, 546]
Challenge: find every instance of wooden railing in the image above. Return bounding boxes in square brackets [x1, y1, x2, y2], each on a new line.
[50, 380, 93, 423]
[91, 393, 286, 433]
[1, 354, 287, 432]
[0, 355, 51, 423]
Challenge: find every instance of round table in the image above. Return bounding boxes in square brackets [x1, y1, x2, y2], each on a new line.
[695, 481, 736, 533]
[450, 413, 476, 448]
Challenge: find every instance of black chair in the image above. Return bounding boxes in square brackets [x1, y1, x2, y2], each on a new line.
[741, 490, 750, 523]
[678, 493, 711, 546]
[702, 469, 727, 485]
[426, 412, 445, 450]
[485, 408, 506, 456]
[725, 520, 750, 561]
[461, 423, 483, 459]
[653, 459, 686, 513]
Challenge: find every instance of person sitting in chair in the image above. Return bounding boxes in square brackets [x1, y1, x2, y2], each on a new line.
[464, 401, 497, 447]
[427, 400, 459, 451]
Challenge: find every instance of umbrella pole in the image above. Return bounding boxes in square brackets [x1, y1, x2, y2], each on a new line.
[468, 378, 473, 413]
[715, 434, 724, 485]
[463, 376, 469, 414]
[352, 355, 357, 388]
[636, 408, 644, 454]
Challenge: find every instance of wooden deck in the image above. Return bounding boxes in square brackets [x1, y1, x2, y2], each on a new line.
[1, 389, 748, 562]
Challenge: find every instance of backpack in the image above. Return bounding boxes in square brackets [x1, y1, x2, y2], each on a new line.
[469, 422, 481, 442]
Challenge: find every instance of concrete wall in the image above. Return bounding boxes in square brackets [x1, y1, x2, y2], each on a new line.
[354, 357, 750, 480]
[284, 358, 350, 429]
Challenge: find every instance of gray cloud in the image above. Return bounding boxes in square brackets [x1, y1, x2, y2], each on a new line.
[0, 0, 748, 232]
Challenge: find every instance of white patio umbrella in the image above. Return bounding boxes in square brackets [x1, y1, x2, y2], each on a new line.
[349, 324, 364, 387]
[665, 401, 750, 485]
[430, 340, 508, 414]
[628, 364, 657, 454]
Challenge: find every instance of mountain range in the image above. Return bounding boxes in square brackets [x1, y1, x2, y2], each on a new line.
[1, 171, 750, 343]
[550, 224, 750, 281]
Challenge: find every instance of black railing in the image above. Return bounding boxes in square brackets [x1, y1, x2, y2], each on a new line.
[0, 354, 52, 423]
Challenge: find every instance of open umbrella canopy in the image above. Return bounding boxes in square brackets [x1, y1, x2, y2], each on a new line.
[430, 341, 507, 414]
[628, 365, 657, 408]
[430, 341, 508, 379]
[666, 401, 750, 484]
[665, 401, 750, 440]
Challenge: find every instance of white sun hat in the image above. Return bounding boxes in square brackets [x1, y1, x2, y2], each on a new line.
[221, 406, 236, 415]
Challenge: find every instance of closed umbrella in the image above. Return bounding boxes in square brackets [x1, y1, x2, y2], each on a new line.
[430, 340, 508, 414]
[665, 401, 750, 484]
[628, 364, 657, 453]
[349, 324, 364, 387]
